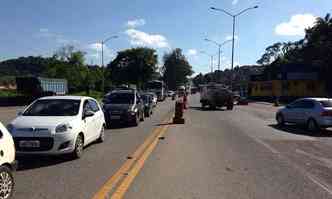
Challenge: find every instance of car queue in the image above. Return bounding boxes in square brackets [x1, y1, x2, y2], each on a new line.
[1, 87, 165, 198]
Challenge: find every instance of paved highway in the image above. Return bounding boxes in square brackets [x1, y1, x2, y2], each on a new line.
[1, 99, 174, 199]
[3, 95, 332, 198]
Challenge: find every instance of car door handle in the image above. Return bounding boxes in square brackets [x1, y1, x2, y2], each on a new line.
[0, 150, 4, 157]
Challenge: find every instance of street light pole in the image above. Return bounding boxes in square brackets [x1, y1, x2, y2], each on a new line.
[218, 45, 221, 71]
[210, 5, 258, 89]
[199, 50, 215, 73]
[210, 55, 214, 73]
[204, 38, 231, 72]
[231, 16, 236, 79]
[100, 35, 118, 93]
[101, 41, 105, 93]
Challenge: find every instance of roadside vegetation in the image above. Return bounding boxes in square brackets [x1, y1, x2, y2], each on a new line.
[0, 46, 193, 97]
[0, 90, 20, 97]
[193, 13, 332, 95]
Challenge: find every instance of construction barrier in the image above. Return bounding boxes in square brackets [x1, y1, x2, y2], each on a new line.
[173, 99, 185, 124]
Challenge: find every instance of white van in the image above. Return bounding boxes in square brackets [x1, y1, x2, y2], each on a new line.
[0, 121, 16, 199]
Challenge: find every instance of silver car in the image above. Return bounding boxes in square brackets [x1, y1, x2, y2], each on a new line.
[276, 98, 332, 132]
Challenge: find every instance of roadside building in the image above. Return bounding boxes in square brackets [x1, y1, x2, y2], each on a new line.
[249, 64, 326, 102]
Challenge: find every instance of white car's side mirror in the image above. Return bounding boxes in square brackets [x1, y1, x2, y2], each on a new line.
[17, 110, 23, 116]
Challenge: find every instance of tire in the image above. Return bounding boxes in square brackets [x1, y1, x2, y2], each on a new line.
[227, 103, 234, 110]
[276, 114, 285, 126]
[133, 114, 139, 126]
[105, 119, 111, 129]
[0, 165, 14, 199]
[210, 105, 216, 110]
[307, 119, 319, 133]
[72, 134, 84, 159]
[140, 112, 144, 121]
[97, 125, 105, 143]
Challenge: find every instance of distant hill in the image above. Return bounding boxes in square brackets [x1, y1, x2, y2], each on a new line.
[0, 56, 50, 77]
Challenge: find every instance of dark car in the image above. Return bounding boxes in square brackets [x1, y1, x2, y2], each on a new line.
[141, 94, 154, 117]
[103, 89, 145, 127]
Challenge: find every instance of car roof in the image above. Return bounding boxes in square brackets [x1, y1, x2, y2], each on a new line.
[300, 97, 331, 101]
[111, 90, 135, 94]
[38, 95, 93, 101]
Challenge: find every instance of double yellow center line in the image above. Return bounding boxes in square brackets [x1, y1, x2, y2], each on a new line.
[92, 119, 171, 199]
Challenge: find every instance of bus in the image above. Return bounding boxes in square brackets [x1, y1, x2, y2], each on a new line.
[146, 80, 166, 101]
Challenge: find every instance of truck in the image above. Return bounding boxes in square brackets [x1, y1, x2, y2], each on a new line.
[146, 80, 166, 101]
[16, 77, 68, 96]
[200, 83, 234, 110]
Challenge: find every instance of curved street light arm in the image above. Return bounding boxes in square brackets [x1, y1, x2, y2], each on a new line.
[221, 39, 232, 46]
[235, 6, 259, 17]
[103, 35, 119, 44]
[210, 7, 234, 17]
[205, 38, 220, 47]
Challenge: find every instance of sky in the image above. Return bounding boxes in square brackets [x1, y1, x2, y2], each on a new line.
[0, 0, 331, 75]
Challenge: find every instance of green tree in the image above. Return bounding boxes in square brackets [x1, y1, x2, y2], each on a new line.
[46, 45, 89, 92]
[305, 13, 332, 95]
[257, 42, 289, 65]
[107, 47, 158, 88]
[192, 73, 205, 87]
[162, 48, 194, 90]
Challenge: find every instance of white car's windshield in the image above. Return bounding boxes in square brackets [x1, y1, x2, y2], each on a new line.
[23, 99, 81, 116]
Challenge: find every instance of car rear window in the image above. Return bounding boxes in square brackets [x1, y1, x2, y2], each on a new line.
[104, 93, 134, 104]
[319, 100, 332, 107]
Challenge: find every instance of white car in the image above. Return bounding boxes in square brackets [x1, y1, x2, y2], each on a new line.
[0, 121, 16, 199]
[147, 92, 158, 107]
[276, 98, 332, 132]
[167, 91, 174, 97]
[7, 96, 105, 158]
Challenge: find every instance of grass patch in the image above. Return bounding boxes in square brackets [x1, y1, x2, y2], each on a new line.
[70, 90, 104, 101]
[0, 90, 20, 97]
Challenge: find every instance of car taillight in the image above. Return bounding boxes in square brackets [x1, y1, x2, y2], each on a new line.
[321, 111, 332, 116]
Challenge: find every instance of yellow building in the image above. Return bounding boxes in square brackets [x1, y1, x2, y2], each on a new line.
[250, 80, 326, 97]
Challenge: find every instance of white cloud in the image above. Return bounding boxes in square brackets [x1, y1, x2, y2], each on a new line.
[87, 43, 114, 58]
[125, 29, 170, 48]
[39, 28, 49, 33]
[225, 35, 239, 41]
[88, 43, 103, 51]
[126, 19, 146, 28]
[86, 42, 115, 65]
[275, 14, 316, 36]
[187, 49, 198, 56]
[37, 28, 78, 45]
[232, 0, 239, 5]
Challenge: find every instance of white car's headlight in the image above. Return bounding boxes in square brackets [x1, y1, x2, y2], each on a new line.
[55, 124, 72, 133]
[6, 124, 14, 133]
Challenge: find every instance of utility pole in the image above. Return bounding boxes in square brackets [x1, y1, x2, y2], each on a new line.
[210, 5, 258, 89]
[100, 35, 118, 93]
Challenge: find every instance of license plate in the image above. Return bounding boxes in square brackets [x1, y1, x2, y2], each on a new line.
[110, 115, 121, 120]
[19, 140, 40, 148]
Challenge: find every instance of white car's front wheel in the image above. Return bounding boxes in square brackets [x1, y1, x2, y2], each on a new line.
[72, 134, 84, 159]
[97, 125, 105, 143]
[0, 165, 14, 199]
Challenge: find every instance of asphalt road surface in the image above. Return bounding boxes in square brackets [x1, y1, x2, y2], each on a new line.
[3, 95, 332, 198]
